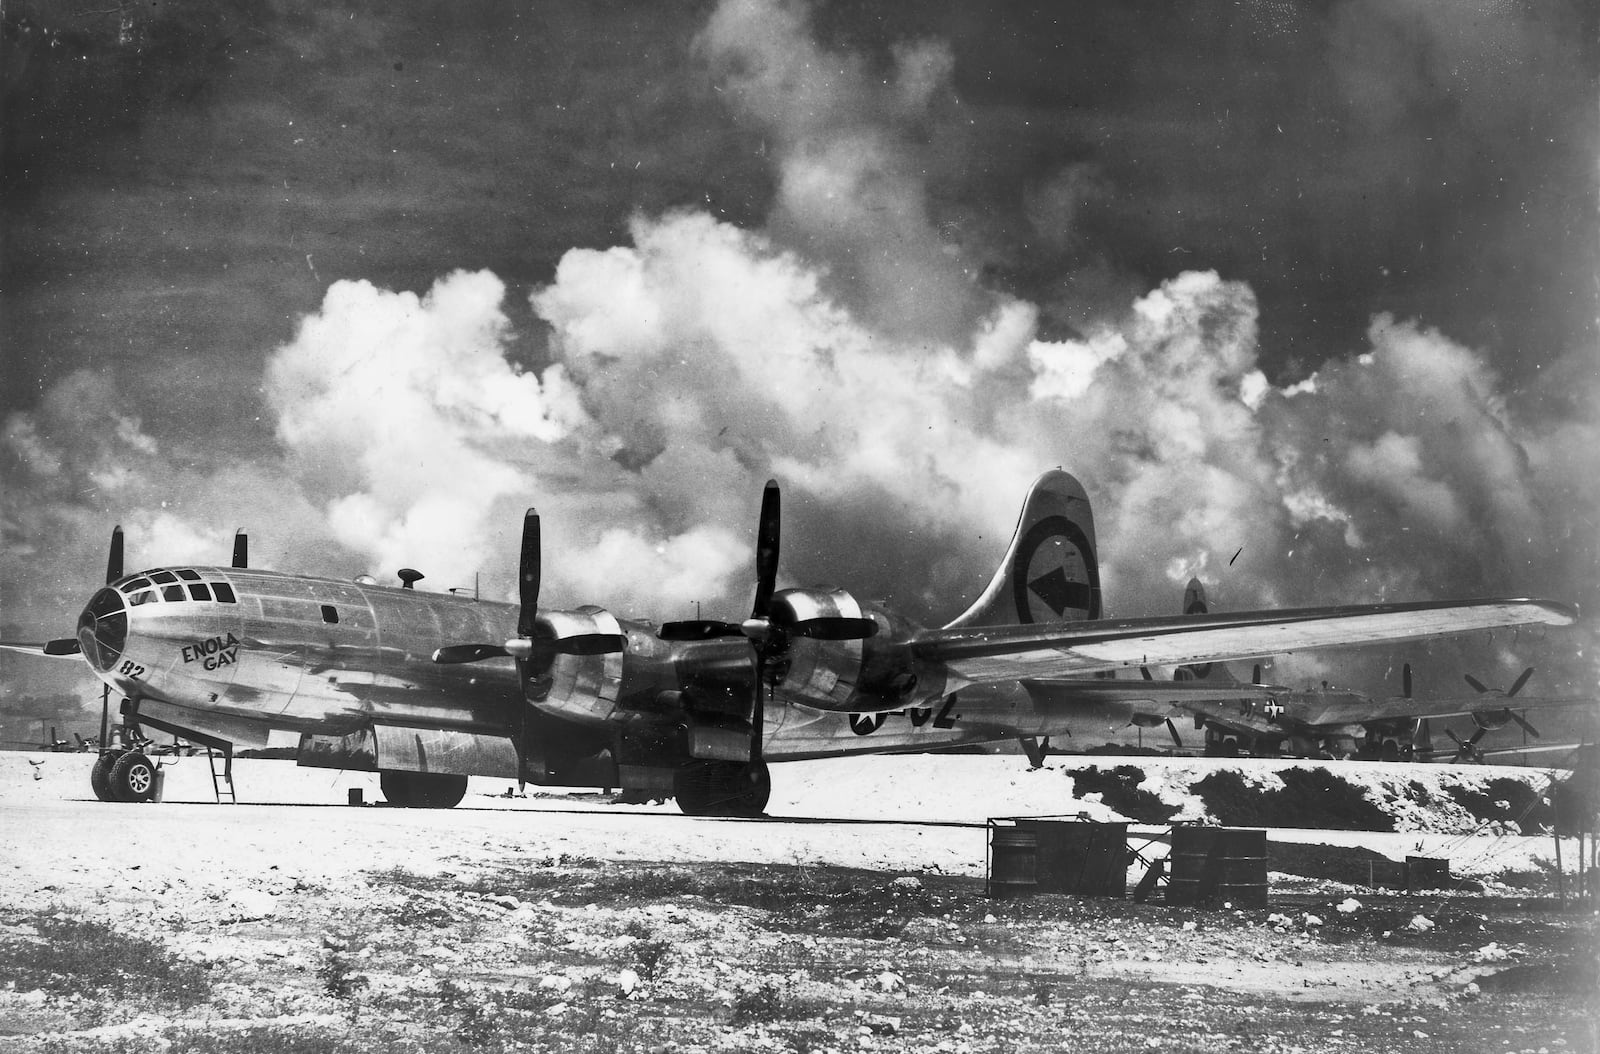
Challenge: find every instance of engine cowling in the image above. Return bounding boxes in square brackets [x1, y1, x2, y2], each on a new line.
[1471, 708, 1513, 732]
[767, 588, 943, 712]
[526, 606, 627, 723]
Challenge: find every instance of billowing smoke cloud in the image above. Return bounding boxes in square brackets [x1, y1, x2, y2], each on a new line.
[697, 0, 984, 345]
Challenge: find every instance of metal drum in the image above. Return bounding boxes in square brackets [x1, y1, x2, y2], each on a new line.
[1214, 828, 1268, 907]
[987, 826, 1039, 899]
[1017, 820, 1129, 897]
[1406, 856, 1451, 891]
[1166, 825, 1214, 906]
[1167, 826, 1268, 907]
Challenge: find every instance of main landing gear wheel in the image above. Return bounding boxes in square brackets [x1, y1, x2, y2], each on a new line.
[380, 771, 468, 809]
[673, 760, 771, 817]
[108, 752, 157, 803]
[90, 751, 125, 802]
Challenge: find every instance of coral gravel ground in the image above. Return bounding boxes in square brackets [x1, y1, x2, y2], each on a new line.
[0, 754, 1594, 1052]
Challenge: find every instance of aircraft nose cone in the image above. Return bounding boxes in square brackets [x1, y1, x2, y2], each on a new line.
[77, 587, 127, 672]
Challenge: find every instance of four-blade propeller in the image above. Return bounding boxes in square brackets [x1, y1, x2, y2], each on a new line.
[656, 480, 877, 762]
[1464, 666, 1542, 740]
[431, 508, 626, 667]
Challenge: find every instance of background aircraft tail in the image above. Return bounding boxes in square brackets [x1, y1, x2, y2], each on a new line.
[944, 469, 1101, 629]
[1174, 579, 1257, 685]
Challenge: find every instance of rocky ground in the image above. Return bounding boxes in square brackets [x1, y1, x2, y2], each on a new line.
[0, 754, 1595, 1052]
[0, 857, 1594, 1053]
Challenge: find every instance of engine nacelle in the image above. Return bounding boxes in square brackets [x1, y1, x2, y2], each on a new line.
[527, 606, 626, 724]
[768, 588, 944, 712]
[1471, 708, 1513, 732]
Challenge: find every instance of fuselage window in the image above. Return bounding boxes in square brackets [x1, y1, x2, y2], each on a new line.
[120, 577, 152, 594]
[321, 604, 339, 624]
[151, 570, 178, 585]
[189, 583, 213, 602]
[128, 590, 159, 606]
[176, 569, 201, 582]
[162, 585, 186, 602]
[212, 583, 237, 604]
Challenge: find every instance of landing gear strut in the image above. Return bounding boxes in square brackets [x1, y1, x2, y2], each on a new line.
[673, 759, 770, 817]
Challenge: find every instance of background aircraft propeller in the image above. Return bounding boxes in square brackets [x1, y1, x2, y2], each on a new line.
[1463, 666, 1541, 738]
[1136, 666, 1185, 747]
[1464, 667, 1535, 698]
[1446, 726, 1489, 764]
[232, 530, 248, 569]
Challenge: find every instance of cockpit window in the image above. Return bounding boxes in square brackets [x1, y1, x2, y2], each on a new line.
[213, 583, 237, 604]
[120, 577, 151, 594]
[162, 585, 185, 602]
[150, 570, 178, 585]
[188, 583, 212, 602]
[128, 590, 159, 606]
[176, 569, 201, 582]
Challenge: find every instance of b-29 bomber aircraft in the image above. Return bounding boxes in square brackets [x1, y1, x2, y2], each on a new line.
[1148, 582, 1593, 764]
[10, 470, 1578, 815]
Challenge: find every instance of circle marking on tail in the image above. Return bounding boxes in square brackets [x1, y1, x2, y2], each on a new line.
[1012, 516, 1100, 623]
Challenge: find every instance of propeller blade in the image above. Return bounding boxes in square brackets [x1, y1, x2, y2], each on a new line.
[232, 530, 248, 569]
[1508, 667, 1534, 697]
[105, 526, 124, 584]
[432, 644, 511, 664]
[785, 616, 879, 641]
[658, 620, 744, 642]
[751, 480, 780, 619]
[1446, 728, 1467, 748]
[1252, 664, 1263, 686]
[518, 509, 540, 637]
[1509, 710, 1541, 739]
[1140, 666, 1154, 681]
[1401, 662, 1412, 699]
[42, 639, 82, 656]
[1464, 673, 1489, 694]
[1165, 718, 1182, 748]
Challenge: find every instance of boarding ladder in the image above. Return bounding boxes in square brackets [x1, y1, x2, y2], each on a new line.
[207, 745, 236, 804]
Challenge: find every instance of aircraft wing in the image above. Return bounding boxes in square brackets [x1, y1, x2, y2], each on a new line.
[1293, 693, 1597, 728]
[918, 598, 1577, 684]
[1018, 676, 1282, 709]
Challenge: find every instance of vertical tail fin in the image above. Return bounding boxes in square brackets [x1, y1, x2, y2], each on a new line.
[944, 469, 1101, 629]
[1175, 578, 1244, 685]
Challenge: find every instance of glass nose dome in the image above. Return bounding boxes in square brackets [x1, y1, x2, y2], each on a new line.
[77, 588, 127, 672]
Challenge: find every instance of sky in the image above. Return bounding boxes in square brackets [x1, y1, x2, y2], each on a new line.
[3, 0, 1597, 730]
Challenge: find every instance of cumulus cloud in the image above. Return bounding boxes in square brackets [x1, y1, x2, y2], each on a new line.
[264, 270, 585, 589]
[4, 0, 1592, 715]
